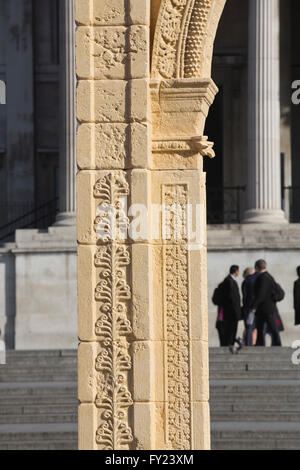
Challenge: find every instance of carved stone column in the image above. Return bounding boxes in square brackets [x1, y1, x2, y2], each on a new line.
[56, 0, 76, 226]
[244, 0, 286, 224]
[76, 0, 225, 450]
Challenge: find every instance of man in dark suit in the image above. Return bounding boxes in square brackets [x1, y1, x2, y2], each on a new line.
[252, 259, 281, 346]
[221, 265, 242, 352]
[294, 266, 300, 326]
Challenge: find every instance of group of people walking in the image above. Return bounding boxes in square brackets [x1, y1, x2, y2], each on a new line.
[213, 259, 300, 353]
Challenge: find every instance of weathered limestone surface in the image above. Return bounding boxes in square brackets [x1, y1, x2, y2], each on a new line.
[76, 0, 225, 450]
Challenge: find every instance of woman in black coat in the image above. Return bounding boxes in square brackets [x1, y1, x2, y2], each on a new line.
[294, 267, 300, 326]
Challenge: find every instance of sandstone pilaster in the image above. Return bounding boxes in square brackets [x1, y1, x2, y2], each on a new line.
[76, 0, 225, 450]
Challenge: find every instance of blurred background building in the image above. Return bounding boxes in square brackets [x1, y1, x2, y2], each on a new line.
[0, 0, 299, 349]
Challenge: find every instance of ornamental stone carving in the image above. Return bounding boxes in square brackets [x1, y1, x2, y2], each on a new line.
[151, 0, 226, 79]
[76, 0, 226, 450]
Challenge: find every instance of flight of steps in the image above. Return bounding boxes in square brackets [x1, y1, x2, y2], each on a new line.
[1, 348, 299, 450]
[210, 347, 300, 450]
[0, 350, 77, 450]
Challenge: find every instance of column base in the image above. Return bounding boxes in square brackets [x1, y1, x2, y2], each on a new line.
[54, 212, 76, 227]
[243, 209, 288, 224]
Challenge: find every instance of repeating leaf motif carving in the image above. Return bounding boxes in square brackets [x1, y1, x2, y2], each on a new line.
[94, 171, 129, 241]
[93, 171, 133, 450]
[163, 185, 192, 450]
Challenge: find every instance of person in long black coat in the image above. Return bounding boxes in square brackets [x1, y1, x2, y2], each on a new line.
[294, 266, 300, 326]
[252, 260, 281, 346]
[221, 265, 242, 348]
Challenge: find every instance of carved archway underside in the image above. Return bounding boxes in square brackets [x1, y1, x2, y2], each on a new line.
[151, 0, 226, 79]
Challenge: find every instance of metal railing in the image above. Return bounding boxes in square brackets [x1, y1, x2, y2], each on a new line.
[0, 198, 59, 242]
[207, 186, 300, 224]
[207, 186, 246, 224]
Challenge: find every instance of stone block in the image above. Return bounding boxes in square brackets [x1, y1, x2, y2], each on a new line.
[79, 341, 157, 403]
[78, 403, 99, 450]
[77, 79, 150, 123]
[77, 170, 151, 245]
[151, 245, 208, 342]
[151, 339, 209, 404]
[76, 26, 149, 80]
[75, 0, 150, 26]
[77, 243, 154, 342]
[14, 249, 77, 350]
[77, 122, 150, 169]
[132, 402, 155, 450]
[192, 402, 211, 450]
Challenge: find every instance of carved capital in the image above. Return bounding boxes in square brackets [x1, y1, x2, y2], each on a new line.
[151, 78, 218, 138]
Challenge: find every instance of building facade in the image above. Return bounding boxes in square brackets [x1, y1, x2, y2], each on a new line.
[0, 0, 299, 348]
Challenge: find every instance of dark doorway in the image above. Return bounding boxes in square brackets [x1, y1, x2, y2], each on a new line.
[204, 87, 224, 223]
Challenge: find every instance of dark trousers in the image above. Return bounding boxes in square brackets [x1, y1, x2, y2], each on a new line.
[256, 312, 281, 347]
[223, 316, 238, 347]
[216, 321, 227, 346]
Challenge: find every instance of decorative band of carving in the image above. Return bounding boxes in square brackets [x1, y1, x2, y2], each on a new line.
[152, 0, 213, 79]
[93, 171, 134, 450]
[162, 185, 192, 450]
[184, 0, 212, 78]
[94, 172, 129, 242]
[153, 136, 215, 159]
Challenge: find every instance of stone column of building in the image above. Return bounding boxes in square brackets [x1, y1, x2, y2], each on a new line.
[244, 0, 286, 224]
[56, 0, 76, 226]
[76, 0, 225, 450]
[6, 0, 35, 219]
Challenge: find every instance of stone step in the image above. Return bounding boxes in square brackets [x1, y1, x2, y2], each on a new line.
[211, 401, 300, 412]
[210, 370, 300, 379]
[210, 347, 293, 355]
[211, 422, 300, 440]
[0, 395, 77, 406]
[5, 350, 76, 358]
[0, 374, 77, 383]
[0, 404, 77, 416]
[0, 365, 77, 373]
[211, 439, 300, 451]
[4, 357, 77, 367]
[210, 354, 295, 362]
[0, 352, 79, 450]
[0, 383, 77, 398]
[0, 423, 77, 442]
[211, 412, 300, 422]
[210, 393, 300, 404]
[0, 441, 77, 450]
[210, 362, 299, 371]
[0, 414, 77, 425]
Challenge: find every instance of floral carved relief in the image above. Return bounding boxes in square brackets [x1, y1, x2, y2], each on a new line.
[93, 172, 134, 450]
[94, 171, 129, 242]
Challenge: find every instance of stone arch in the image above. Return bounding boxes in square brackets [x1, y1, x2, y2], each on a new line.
[151, 0, 226, 79]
